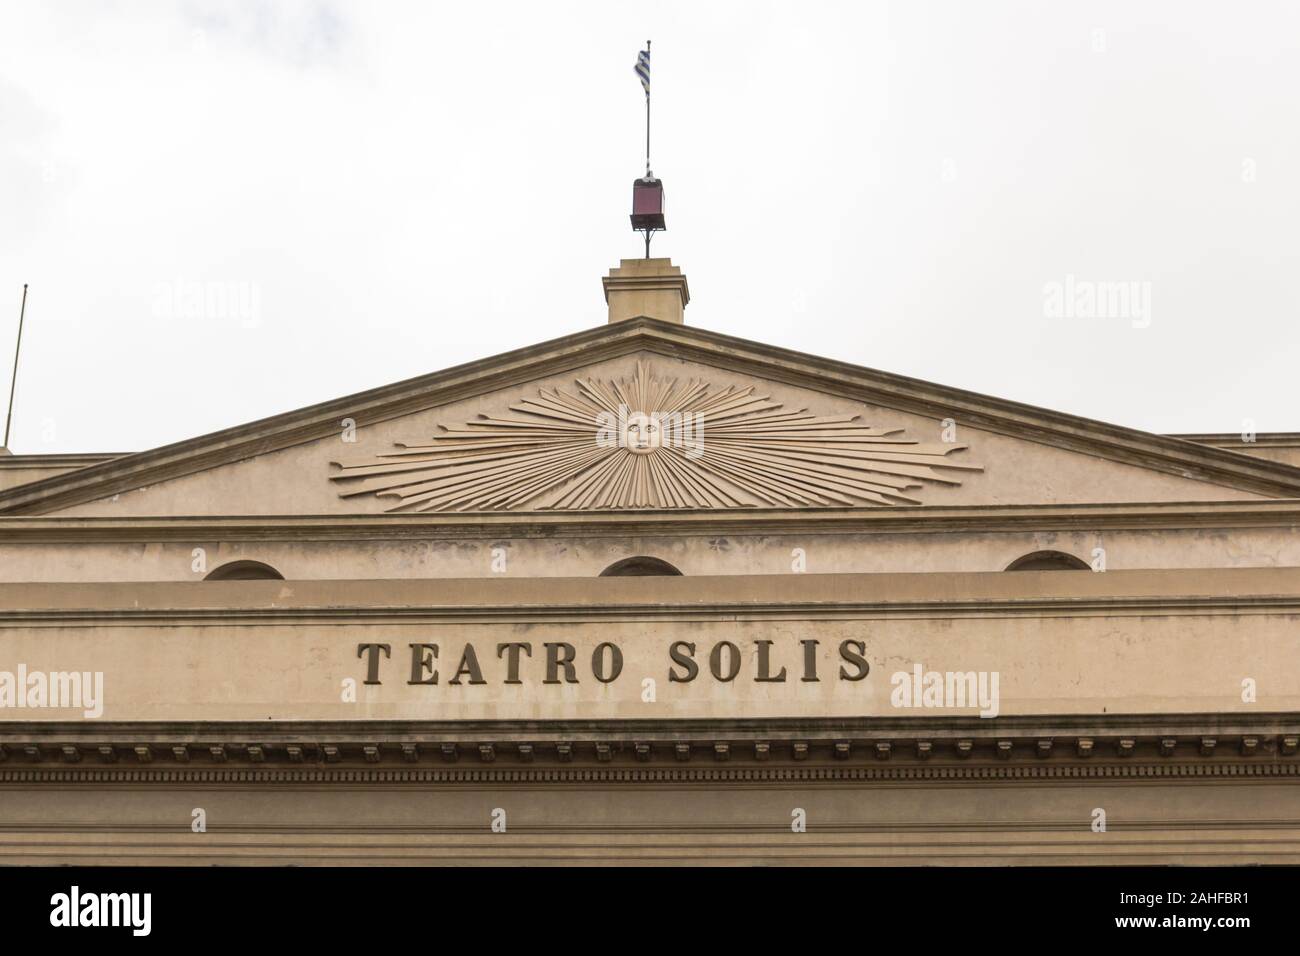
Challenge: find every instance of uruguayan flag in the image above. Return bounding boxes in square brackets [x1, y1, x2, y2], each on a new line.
[635, 47, 650, 95]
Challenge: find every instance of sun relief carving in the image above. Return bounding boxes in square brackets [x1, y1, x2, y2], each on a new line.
[329, 362, 981, 511]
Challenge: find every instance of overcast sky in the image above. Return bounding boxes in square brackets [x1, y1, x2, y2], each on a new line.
[2, 0, 1297, 453]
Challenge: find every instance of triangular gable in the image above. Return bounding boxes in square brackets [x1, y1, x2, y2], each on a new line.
[3, 318, 1299, 516]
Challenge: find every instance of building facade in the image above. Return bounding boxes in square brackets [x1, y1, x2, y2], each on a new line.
[1, 259, 1298, 864]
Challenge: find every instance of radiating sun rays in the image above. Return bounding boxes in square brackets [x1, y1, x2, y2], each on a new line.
[330, 362, 981, 511]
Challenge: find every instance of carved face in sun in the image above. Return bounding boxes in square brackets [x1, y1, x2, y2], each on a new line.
[624, 412, 662, 454]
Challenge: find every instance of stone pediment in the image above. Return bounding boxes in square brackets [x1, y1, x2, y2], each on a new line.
[2, 318, 1299, 517]
[329, 360, 980, 511]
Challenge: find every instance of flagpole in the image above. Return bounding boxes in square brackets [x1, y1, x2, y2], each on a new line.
[645, 39, 652, 257]
[633, 41, 658, 258]
[645, 39, 651, 179]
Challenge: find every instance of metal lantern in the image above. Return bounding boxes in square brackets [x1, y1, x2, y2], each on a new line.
[630, 175, 666, 232]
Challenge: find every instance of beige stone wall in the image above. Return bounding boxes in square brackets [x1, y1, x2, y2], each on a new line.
[1, 570, 1296, 721]
[2, 570, 1296, 865]
[1, 520, 1296, 581]
[3, 611, 1293, 722]
[3, 772, 1296, 865]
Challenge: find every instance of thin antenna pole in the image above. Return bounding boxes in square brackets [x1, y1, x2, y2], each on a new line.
[3, 284, 27, 449]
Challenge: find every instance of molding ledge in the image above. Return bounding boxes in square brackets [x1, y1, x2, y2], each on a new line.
[1, 715, 1295, 781]
[1, 499, 1300, 542]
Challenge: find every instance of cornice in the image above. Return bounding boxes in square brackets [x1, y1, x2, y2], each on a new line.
[4, 594, 1299, 626]
[1172, 433, 1300, 448]
[0, 715, 1295, 782]
[4, 319, 1300, 515]
[1, 500, 1299, 542]
[0, 568, 1297, 622]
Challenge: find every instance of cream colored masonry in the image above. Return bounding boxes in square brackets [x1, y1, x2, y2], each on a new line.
[0, 506, 1296, 581]
[1, 570, 1297, 722]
